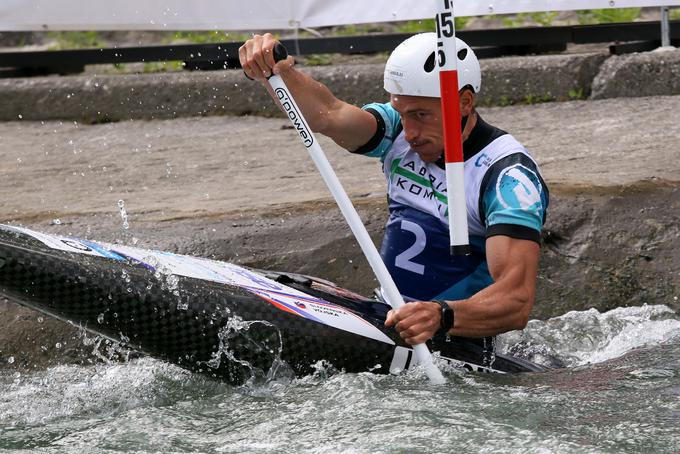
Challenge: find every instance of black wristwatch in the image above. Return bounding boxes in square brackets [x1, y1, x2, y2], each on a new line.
[435, 300, 454, 335]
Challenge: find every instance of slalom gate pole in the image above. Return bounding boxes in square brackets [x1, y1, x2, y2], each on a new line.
[435, 0, 470, 256]
[267, 44, 446, 385]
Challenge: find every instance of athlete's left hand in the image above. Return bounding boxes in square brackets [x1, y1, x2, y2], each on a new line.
[385, 301, 441, 345]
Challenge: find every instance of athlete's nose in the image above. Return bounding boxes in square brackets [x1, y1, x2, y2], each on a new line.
[403, 119, 420, 144]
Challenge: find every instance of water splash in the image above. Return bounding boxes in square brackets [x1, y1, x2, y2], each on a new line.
[203, 315, 293, 387]
[150, 260, 187, 311]
[79, 330, 134, 365]
[499, 304, 680, 367]
[117, 199, 129, 230]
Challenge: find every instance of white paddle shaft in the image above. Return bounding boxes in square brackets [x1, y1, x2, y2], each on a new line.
[268, 74, 446, 384]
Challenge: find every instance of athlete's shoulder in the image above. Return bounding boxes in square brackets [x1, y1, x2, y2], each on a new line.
[479, 153, 549, 242]
[352, 102, 403, 160]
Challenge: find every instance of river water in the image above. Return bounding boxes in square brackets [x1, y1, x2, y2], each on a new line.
[1, 303, 679, 453]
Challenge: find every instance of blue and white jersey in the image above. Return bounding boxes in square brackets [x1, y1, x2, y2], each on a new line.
[355, 102, 549, 301]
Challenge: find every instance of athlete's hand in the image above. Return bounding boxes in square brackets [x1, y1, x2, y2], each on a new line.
[385, 301, 441, 345]
[239, 33, 295, 81]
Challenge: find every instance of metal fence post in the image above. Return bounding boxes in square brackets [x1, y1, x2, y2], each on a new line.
[661, 6, 671, 48]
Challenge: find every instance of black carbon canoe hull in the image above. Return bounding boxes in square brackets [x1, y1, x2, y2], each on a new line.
[0, 225, 545, 383]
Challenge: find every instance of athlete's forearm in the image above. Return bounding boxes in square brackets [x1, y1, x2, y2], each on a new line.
[448, 280, 534, 337]
[448, 238, 539, 337]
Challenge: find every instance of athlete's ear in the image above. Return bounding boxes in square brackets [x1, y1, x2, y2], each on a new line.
[459, 89, 475, 117]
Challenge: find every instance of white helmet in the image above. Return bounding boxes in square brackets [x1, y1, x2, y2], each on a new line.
[384, 32, 481, 97]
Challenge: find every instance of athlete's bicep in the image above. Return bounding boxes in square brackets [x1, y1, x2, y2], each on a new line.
[486, 235, 539, 284]
[320, 101, 378, 152]
[485, 235, 539, 328]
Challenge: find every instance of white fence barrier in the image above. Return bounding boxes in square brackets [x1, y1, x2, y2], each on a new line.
[1, 0, 679, 31]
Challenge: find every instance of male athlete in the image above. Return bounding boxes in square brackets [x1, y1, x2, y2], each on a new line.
[240, 33, 549, 359]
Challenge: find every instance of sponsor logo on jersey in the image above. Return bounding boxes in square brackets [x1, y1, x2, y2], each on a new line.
[496, 164, 542, 211]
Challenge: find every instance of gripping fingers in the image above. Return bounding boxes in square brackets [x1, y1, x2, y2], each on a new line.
[239, 34, 272, 80]
[384, 309, 396, 327]
[392, 301, 440, 344]
[399, 321, 436, 345]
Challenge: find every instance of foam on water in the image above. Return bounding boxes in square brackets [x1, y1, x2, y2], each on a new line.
[498, 304, 680, 368]
[2, 304, 680, 452]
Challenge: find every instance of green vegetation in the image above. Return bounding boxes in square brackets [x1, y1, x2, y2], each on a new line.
[568, 88, 586, 101]
[301, 54, 333, 66]
[671, 8, 680, 21]
[47, 31, 104, 50]
[166, 30, 251, 44]
[502, 11, 558, 27]
[524, 93, 554, 104]
[498, 95, 511, 107]
[576, 8, 641, 25]
[332, 24, 387, 36]
[394, 17, 469, 33]
[142, 61, 185, 73]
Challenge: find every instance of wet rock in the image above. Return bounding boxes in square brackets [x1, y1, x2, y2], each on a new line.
[479, 52, 607, 105]
[536, 183, 680, 319]
[591, 48, 680, 99]
[0, 52, 609, 122]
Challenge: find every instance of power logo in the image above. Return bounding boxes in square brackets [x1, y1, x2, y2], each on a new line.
[496, 164, 542, 211]
[275, 87, 314, 148]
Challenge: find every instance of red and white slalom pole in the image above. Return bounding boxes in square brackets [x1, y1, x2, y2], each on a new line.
[435, 0, 470, 256]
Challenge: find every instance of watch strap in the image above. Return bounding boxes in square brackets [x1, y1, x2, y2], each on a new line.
[435, 300, 454, 335]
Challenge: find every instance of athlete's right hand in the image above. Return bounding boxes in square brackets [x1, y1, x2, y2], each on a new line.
[239, 33, 295, 81]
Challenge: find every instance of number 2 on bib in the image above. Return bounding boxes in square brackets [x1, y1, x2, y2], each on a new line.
[395, 220, 426, 275]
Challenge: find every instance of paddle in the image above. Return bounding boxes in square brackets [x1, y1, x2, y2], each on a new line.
[266, 43, 446, 384]
[435, 0, 470, 256]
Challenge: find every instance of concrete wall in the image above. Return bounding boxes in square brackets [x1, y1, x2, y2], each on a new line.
[1, 48, 679, 122]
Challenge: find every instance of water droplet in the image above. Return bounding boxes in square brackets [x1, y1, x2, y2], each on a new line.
[37, 316, 44, 323]
[167, 274, 179, 287]
[97, 313, 105, 324]
[7, 356, 14, 364]
[117, 200, 129, 230]
[55, 342, 62, 349]
[52, 218, 62, 225]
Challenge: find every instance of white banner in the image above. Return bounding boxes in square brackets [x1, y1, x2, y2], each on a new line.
[0, 1, 678, 31]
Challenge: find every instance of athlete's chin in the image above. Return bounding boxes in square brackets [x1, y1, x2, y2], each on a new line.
[415, 147, 443, 163]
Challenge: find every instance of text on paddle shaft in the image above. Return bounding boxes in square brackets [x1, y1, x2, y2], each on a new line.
[275, 87, 314, 148]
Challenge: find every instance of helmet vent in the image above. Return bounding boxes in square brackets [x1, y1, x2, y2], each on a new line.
[457, 48, 468, 61]
[424, 51, 436, 73]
